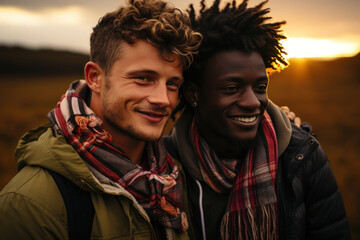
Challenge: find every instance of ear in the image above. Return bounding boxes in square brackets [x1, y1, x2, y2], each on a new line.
[84, 61, 103, 94]
[184, 82, 199, 107]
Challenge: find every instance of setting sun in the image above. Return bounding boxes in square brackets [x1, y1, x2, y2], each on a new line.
[281, 38, 359, 59]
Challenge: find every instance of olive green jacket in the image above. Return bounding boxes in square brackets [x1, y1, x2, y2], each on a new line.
[0, 124, 190, 240]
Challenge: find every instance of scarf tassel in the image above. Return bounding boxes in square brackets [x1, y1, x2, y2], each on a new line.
[220, 203, 278, 240]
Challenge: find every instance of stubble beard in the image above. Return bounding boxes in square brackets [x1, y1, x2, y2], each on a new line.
[102, 78, 167, 143]
[103, 112, 164, 142]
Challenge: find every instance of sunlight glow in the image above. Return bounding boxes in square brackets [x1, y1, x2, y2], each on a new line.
[0, 6, 85, 26]
[281, 38, 359, 59]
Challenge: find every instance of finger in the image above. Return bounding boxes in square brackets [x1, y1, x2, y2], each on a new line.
[280, 106, 290, 114]
[288, 111, 295, 120]
[294, 117, 301, 128]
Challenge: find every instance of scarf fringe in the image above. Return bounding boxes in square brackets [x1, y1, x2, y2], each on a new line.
[220, 203, 278, 240]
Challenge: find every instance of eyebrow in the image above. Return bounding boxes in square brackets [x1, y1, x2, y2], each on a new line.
[126, 69, 157, 76]
[220, 75, 268, 82]
[256, 76, 269, 82]
[126, 69, 184, 81]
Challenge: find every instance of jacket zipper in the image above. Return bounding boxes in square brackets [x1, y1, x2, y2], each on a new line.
[195, 180, 207, 240]
[276, 158, 287, 240]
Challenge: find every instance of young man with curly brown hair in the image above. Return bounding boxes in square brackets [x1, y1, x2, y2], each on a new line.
[0, 0, 201, 239]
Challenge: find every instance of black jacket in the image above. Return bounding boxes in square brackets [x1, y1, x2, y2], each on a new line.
[276, 124, 350, 239]
[164, 103, 350, 240]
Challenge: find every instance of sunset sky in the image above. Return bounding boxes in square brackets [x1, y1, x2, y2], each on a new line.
[0, 0, 359, 59]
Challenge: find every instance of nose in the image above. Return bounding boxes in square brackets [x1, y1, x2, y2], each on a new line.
[237, 87, 261, 110]
[147, 82, 171, 107]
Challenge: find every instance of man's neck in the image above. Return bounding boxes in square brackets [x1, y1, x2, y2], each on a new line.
[101, 120, 146, 164]
[111, 133, 146, 164]
[197, 125, 249, 159]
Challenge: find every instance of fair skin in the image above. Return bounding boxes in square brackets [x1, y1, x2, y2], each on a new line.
[85, 40, 183, 164]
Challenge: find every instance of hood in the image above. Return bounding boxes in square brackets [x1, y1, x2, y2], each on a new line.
[168, 101, 292, 181]
[15, 123, 108, 192]
[266, 101, 292, 156]
[15, 122, 151, 221]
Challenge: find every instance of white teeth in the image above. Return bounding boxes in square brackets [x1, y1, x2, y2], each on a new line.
[233, 116, 257, 123]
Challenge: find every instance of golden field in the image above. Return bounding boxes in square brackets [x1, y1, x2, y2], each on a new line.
[0, 46, 359, 237]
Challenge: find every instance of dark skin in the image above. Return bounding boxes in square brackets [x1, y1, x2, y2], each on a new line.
[185, 50, 269, 159]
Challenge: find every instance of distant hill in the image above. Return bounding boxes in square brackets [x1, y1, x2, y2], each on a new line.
[270, 52, 360, 83]
[1, 44, 359, 79]
[0, 45, 89, 76]
[269, 52, 360, 106]
[1, 44, 359, 77]
[269, 52, 360, 121]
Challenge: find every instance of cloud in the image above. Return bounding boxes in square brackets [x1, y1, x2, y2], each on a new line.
[0, 6, 91, 53]
[0, 6, 86, 26]
[0, 0, 359, 57]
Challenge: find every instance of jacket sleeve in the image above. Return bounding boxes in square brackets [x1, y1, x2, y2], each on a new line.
[0, 191, 68, 240]
[304, 144, 351, 240]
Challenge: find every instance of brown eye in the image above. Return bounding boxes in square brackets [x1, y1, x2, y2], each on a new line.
[133, 75, 152, 85]
[222, 85, 239, 94]
[254, 84, 267, 93]
[136, 76, 149, 81]
[167, 81, 180, 91]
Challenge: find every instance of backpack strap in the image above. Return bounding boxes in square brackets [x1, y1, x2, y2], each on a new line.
[48, 170, 95, 240]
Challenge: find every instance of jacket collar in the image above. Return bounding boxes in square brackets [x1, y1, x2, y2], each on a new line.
[15, 123, 151, 221]
[266, 101, 292, 156]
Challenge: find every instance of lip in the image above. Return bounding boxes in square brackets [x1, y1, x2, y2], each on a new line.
[138, 111, 168, 123]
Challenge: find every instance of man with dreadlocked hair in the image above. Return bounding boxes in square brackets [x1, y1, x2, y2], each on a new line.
[163, 0, 350, 239]
[0, 0, 202, 239]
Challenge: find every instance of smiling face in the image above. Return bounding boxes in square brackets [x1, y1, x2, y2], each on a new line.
[90, 40, 183, 144]
[193, 51, 269, 146]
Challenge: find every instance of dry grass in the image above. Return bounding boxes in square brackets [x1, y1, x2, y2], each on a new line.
[0, 76, 78, 187]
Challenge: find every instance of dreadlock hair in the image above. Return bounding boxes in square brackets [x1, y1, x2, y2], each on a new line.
[90, 0, 202, 74]
[172, 0, 288, 116]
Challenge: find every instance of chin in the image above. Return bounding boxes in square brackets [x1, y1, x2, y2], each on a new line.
[234, 131, 257, 141]
[134, 136, 161, 142]
[125, 125, 164, 142]
[133, 132, 163, 142]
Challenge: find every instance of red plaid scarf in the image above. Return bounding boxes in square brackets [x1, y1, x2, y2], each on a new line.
[190, 112, 278, 239]
[48, 80, 188, 231]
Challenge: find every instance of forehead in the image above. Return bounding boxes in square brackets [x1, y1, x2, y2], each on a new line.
[112, 40, 183, 75]
[202, 51, 266, 83]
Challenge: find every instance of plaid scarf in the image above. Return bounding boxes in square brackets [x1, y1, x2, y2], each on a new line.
[48, 80, 188, 232]
[190, 112, 278, 239]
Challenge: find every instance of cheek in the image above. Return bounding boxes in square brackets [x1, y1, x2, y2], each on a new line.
[201, 90, 223, 103]
[200, 97, 228, 117]
[217, 95, 235, 106]
[208, 94, 236, 113]
[259, 95, 269, 108]
[168, 92, 180, 109]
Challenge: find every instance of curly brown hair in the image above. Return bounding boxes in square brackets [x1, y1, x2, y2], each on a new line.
[90, 0, 202, 73]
